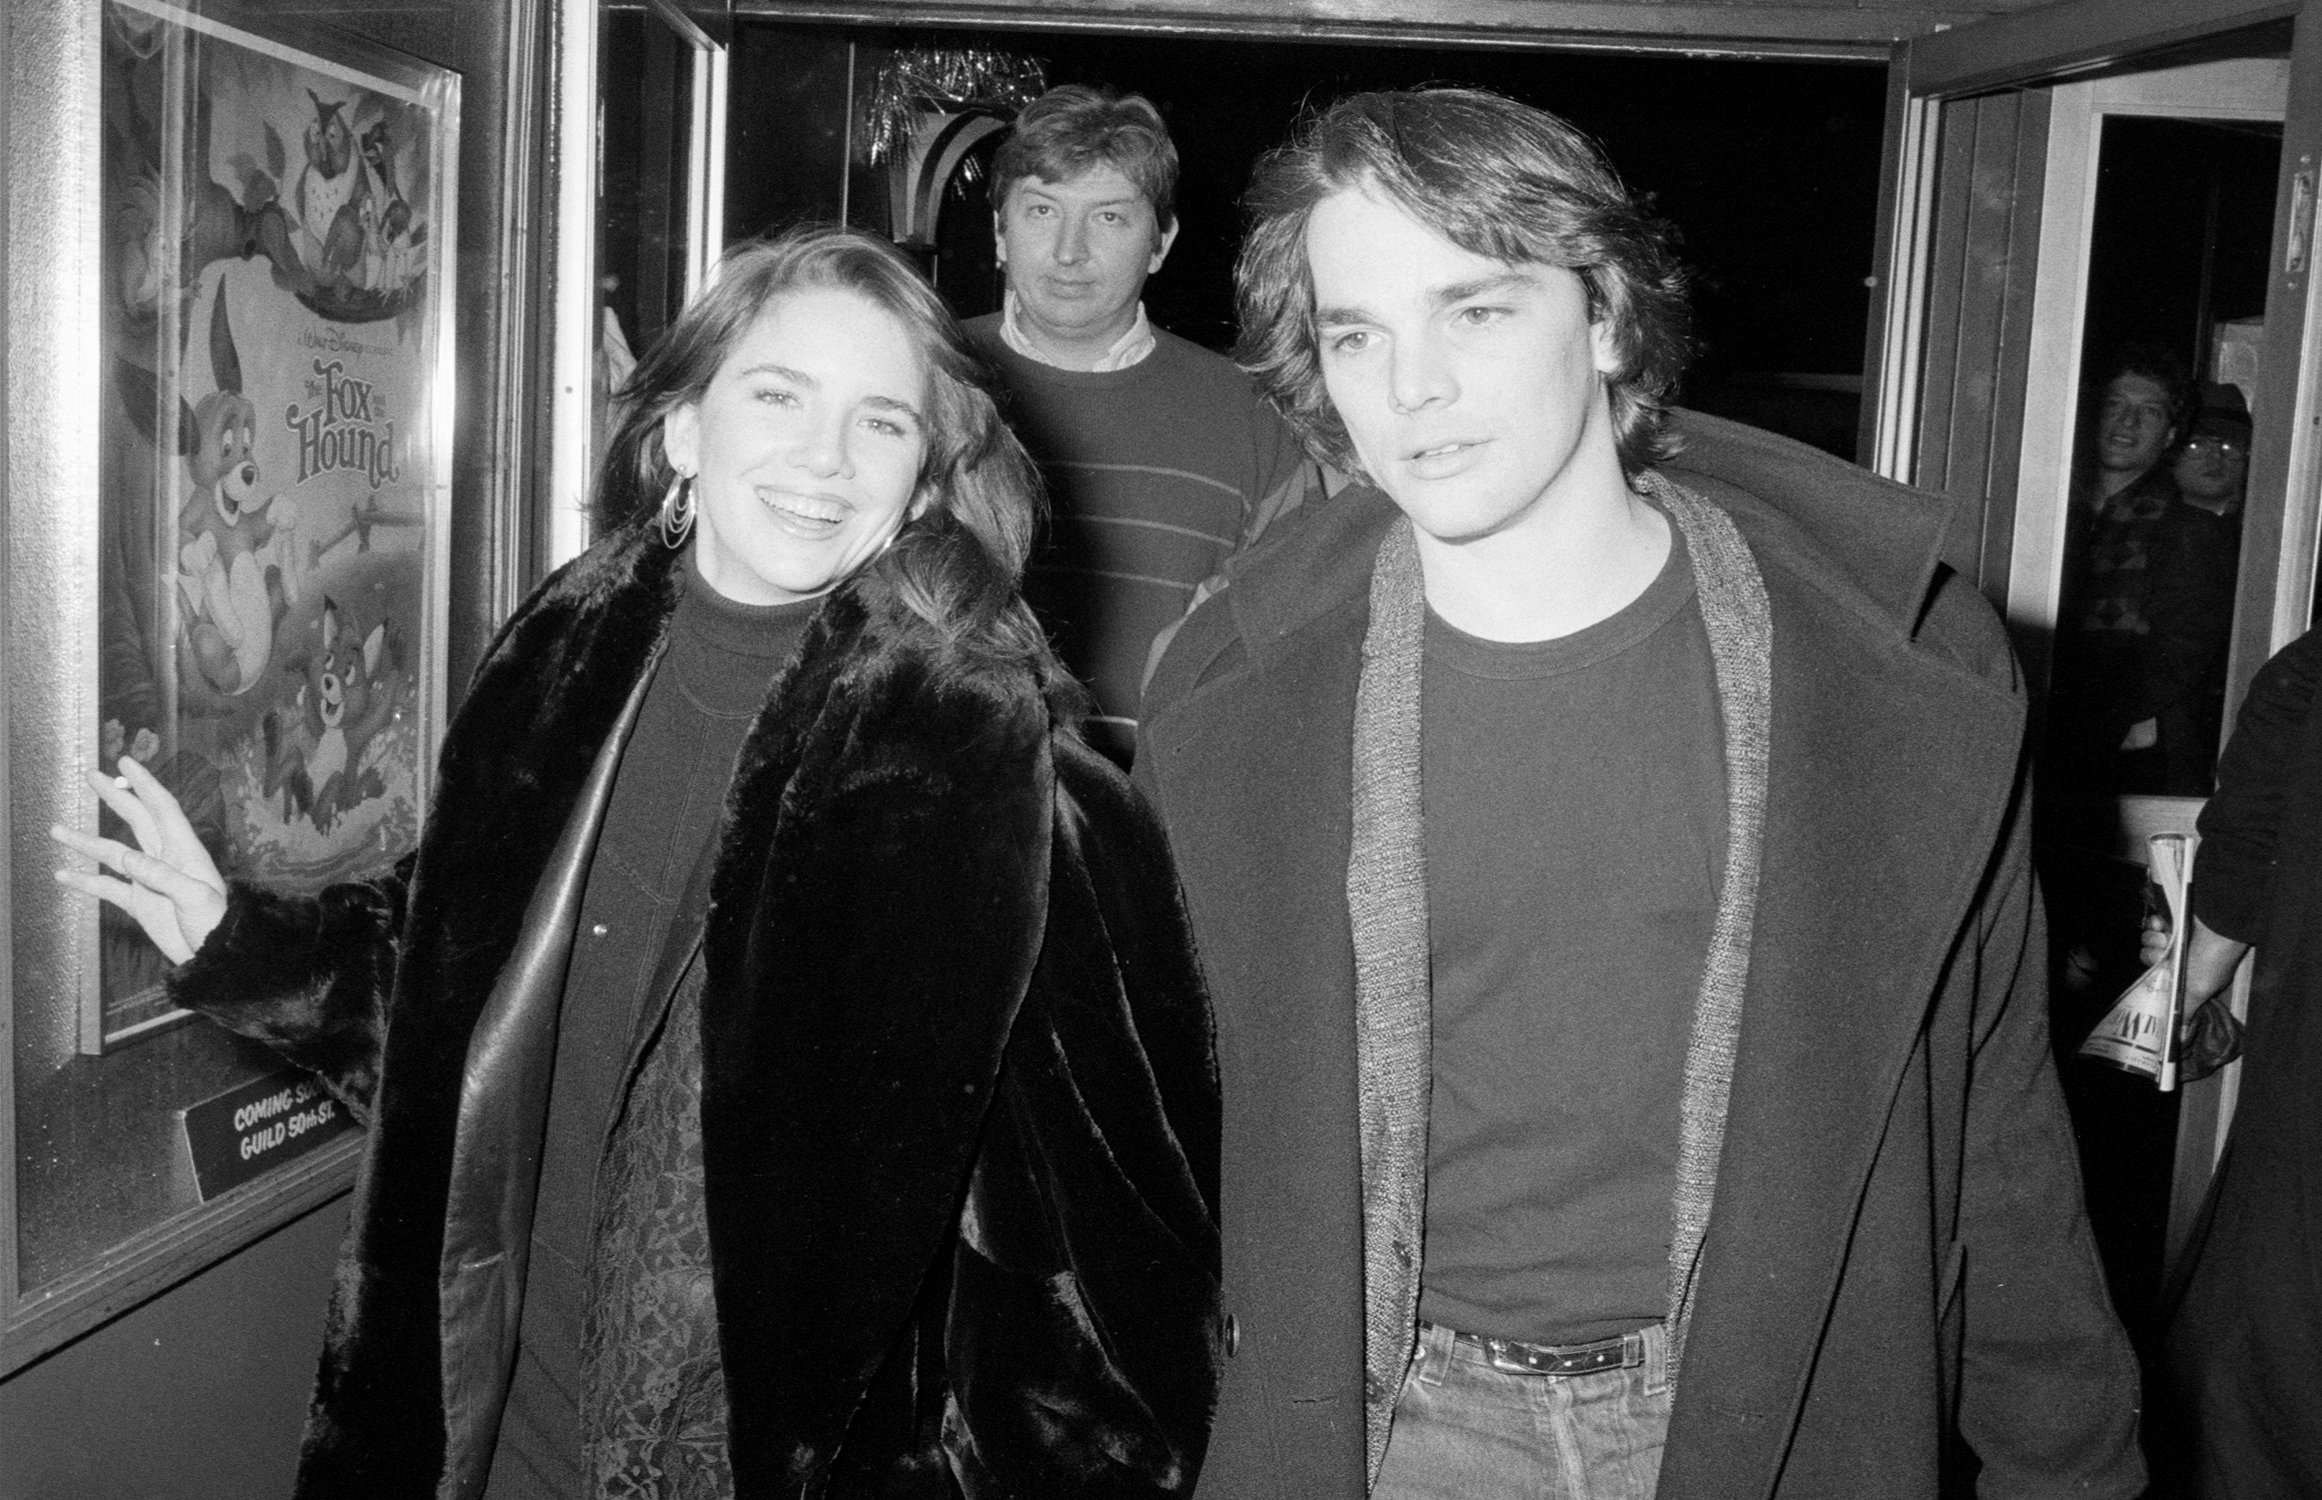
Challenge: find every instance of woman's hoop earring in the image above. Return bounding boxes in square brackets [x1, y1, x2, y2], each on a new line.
[658, 473, 696, 550]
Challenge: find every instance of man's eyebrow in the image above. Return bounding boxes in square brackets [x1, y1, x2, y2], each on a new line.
[1314, 270, 1543, 327]
[1019, 185, 1141, 209]
[1430, 271, 1539, 308]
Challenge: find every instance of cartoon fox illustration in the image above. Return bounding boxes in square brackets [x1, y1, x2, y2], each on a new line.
[264, 597, 407, 835]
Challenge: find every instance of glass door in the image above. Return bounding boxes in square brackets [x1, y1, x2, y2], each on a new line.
[2008, 57, 2286, 1347]
[1872, 0, 2322, 1364]
[544, 0, 729, 570]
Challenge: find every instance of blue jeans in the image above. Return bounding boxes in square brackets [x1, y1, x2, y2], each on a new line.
[1374, 1321, 1673, 1500]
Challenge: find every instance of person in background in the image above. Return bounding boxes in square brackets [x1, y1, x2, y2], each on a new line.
[967, 84, 1318, 764]
[1138, 86, 2142, 1499]
[2173, 383, 2251, 522]
[54, 226, 1219, 1500]
[2142, 624, 2322, 1498]
[2052, 347, 2228, 794]
[2140, 383, 2253, 792]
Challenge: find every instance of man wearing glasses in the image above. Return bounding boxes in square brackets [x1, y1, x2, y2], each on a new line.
[2143, 386, 2255, 791]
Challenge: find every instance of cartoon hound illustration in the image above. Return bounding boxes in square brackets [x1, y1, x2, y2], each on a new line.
[174, 288, 300, 698]
[264, 596, 408, 835]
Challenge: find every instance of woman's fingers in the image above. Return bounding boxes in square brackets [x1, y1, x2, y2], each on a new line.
[122, 840, 220, 909]
[114, 752, 186, 817]
[88, 773, 162, 854]
[87, 760, 193, 859]
[49, 838, 198, 964]
[49, 821, 115, 865]
[53, 860, 138, 910]
[49, 756, 227, 964]
[81, 759, 225, 895]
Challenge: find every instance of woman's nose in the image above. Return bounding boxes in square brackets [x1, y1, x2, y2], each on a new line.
[793, 415, 852, 478]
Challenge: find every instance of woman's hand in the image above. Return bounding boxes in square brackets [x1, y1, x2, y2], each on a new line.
[50, 756, 228, 964]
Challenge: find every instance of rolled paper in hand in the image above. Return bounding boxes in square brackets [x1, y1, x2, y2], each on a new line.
[2079, 832, 2196, 1090]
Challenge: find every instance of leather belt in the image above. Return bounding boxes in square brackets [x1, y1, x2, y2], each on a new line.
[1442, 1323, 1646, 1377]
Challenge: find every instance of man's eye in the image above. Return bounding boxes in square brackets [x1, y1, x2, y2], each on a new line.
[1456, 305, 1508, 327]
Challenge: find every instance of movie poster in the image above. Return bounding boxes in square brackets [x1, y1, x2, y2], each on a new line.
[96, 0, 444, 1045]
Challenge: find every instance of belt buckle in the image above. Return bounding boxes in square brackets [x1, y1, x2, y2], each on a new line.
[1478, 1332, 1635, 1378]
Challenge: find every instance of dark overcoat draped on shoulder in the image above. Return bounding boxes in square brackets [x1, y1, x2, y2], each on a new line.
[168, 518, 1223, 1499]
[2162, 625, 2322, 1496]
[1136, 411, 2143, 1500]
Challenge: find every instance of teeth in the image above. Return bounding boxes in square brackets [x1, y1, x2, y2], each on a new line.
[763, 492, 845, 525]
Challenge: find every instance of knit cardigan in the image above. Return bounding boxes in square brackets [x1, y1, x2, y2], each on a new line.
[1343, 479, 1771, 1479]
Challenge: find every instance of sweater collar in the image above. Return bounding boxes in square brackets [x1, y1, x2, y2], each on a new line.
[998, 288, 1156, 372]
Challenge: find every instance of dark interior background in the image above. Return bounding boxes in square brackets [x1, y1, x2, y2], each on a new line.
[727, 26, 1890, 456]
[2079, 114, 2281, 391]
[2044, 111, 2282, 1369]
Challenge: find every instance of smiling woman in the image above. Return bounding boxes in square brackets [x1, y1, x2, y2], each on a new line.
[662, 287, 931, 605]
[48, 225, 1222, 1500]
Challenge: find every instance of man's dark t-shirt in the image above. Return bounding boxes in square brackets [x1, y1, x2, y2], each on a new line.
[1417, 522, 1725, 1347]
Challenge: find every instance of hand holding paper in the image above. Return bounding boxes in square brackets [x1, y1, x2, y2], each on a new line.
[2079, 832, 2196, 1089]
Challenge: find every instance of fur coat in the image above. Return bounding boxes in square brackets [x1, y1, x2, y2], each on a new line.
[169, 521, 1223, 1499]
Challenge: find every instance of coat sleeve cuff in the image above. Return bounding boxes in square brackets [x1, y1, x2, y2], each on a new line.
[165, 877, 397, 1121]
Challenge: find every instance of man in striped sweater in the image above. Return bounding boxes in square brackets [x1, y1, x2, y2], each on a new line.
[968, 85, 1317, 765]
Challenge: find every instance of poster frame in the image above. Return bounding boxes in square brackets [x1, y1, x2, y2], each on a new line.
[2, 0, 458, 1374]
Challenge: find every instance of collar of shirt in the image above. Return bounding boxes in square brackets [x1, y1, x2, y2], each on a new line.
[999, 290, 1156, 372]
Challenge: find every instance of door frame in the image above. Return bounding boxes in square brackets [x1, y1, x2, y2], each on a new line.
[542, 0, 732, 572]
[2006, 59, 2289, 682]
[1872, 0, 2322, 692]
[1869, 0, 2321, 1264]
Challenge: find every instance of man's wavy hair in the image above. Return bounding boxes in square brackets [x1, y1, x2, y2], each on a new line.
[597, 225, 1057, 673]
[993, 85, 1179, 238]
[1236, 88, 1692, 477]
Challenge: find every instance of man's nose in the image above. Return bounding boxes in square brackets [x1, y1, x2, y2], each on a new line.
[1055, 213, 1090, 264]
[1388, 333, 1457, 414]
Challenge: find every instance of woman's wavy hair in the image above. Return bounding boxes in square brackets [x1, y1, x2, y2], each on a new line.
[1235, 88, 1693, 477]
[597, 225, 1057, 673]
